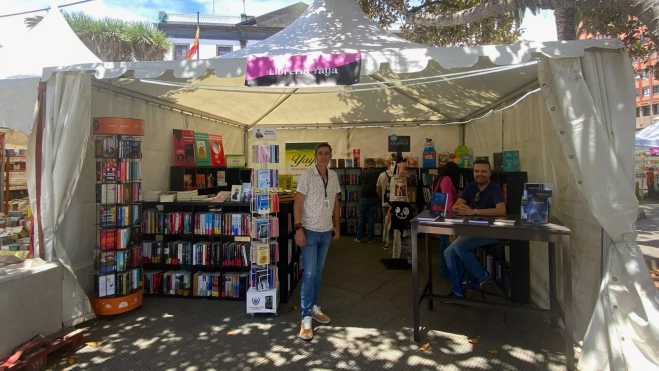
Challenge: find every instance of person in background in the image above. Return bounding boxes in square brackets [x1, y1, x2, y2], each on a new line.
[430, 161, 460, 277]
[355, 158, 381, 243]
[646, 167, 655, 199]
[377, 160, 394, 250]
[294, 143, 341, 340]
[445, 160, 506, 298]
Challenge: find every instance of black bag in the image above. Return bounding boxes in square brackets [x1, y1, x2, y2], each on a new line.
[390, 202, 413, 231]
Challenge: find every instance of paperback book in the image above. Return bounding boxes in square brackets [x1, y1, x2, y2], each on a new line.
[429, 192, 448, 217]
[230, 185, 243, 202]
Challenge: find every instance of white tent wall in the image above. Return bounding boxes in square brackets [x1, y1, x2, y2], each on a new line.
[464, 91, 602, 340]
[247, 125, 462, 173]
[60, 88, 244, 295]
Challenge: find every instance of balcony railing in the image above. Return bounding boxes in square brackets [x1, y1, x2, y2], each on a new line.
[164, 13, 253, 25]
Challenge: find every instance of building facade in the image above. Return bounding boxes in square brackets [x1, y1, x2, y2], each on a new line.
[156, 3, 308, 60]
[580, 30, 656, 129]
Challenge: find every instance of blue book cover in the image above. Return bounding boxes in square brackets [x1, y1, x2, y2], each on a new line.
[526, 189, 552, 224]
[256, 219, 269, 239]
[429, 192, 448, 217]
[257, 169, 271, 189]
[256, 194, 270, 214]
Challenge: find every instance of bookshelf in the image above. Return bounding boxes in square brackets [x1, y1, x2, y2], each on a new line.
[277, 197, 301, 303]
[4, 155, 27, 212]
[91, 132, 144, 316]
[139, 200, 252, 300]
[170, 166, 251, 196]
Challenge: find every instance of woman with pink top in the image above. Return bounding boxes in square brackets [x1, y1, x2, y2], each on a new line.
[431, 162, 460, 277]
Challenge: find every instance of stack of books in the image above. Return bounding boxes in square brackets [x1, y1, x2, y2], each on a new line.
[176, 190, 198, 201]
[143, 190, 162, 202]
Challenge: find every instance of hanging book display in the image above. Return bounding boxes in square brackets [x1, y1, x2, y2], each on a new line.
[247, 139, 280, 316]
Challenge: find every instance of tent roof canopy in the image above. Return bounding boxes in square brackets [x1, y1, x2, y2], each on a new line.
[40, 0, 624, 129]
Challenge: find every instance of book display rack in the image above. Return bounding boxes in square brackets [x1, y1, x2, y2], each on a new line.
[90, 119, 144, 316]
[170, 167, 250, 197]
[246, 142, 281, 315]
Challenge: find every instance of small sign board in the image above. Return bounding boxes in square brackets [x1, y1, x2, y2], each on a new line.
[253, 127, 277, 141]
[388, 135, 410, 152]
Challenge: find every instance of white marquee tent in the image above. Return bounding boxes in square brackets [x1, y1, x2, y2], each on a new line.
[635, 123, 659, 149]
[1, 0, 657, 369]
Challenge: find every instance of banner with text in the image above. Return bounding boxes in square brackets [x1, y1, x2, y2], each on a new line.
[246, 53, 361, 87]
[285, 142, 324, 188]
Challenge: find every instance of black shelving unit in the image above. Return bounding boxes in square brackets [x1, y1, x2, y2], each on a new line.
[170, 167, 252, 196]
[277, 198, 301, 304]
[139, 200, 252, 300]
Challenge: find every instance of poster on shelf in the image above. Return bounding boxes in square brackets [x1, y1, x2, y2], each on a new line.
[252, 127, 277, 141]
[245, 53, 362, 87]
[389, 176, 408, 203]
[226, 155, 246, 168]
[194, 132, 212, 166]
[285, 142, 324, 188]
[172, 129, 196, 166]
[208, 134, 226, 166]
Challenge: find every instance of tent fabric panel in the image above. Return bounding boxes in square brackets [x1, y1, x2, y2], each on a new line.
[537, 53, 658, 370]
[635, 124, 659, 149]
[464, 91, 603, 341]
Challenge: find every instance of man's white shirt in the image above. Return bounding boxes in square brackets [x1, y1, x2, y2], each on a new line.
[296, 166, 341, 232]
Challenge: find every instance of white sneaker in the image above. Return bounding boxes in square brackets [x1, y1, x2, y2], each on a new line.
[311, 305, 331, 324]
[299, 316, 313, 340]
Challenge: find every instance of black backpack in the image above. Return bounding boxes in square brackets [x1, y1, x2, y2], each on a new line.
[383, 171, 392, 203]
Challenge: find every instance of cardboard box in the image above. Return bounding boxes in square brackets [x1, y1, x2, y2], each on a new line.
[246, 287, 279, 314]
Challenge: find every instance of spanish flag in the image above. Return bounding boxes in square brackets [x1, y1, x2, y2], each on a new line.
[187, 24, 200, 60]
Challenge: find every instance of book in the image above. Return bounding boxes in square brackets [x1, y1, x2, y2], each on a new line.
[257, 169, 271, 188]
[526, 189, 552, 224]
[194, 132, 212, 166]
[230, 185, 242, 202]
[241, 183, 252, 203]
[172, 129, 196, 165]
[467, 217, 490, 224]
[255, 194, 270, 214]
[208, 133, 226, 166]
[213, 191, 231, 202]
[256, 243, 270, 265]
[217, 171, 227, 186]
[254, 219, 269, 239]
[503, 150, 520, 172]
[429, 192, 448, 217]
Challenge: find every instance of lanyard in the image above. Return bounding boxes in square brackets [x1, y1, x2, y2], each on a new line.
[317, 166, 328, 198]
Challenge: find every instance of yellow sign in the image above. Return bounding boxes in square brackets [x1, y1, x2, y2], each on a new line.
[285, 142, 324, 188]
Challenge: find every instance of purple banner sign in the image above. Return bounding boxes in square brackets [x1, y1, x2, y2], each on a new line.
[245, 53, 361, 87]
[650, 147, 659, 155]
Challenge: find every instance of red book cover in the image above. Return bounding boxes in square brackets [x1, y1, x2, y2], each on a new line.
[208, 134, 226, 166]
[353, 149, 361, 167]
[172, 129, 196, 165]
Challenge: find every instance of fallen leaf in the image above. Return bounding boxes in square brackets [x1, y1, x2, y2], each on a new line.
[402, 318, 406, 322]
[86, 341, 102, 347]
[488, 349, 499, 354]
[66, 356, 77, 365]
[140, 324, 146, 329]
[468, 338, 479, 344]
[418, 343, 430, 351]
[292, 305, 298, 310]
[227, 331, 235, 335]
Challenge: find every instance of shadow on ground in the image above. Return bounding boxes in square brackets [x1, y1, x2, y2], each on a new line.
[62, 237, 568, 371]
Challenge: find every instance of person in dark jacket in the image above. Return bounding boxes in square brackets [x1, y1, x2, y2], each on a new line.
[355, 158, 381, 243]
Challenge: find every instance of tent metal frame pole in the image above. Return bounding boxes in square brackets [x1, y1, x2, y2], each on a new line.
[369, 74, 456, 121]
[92, 80, 248, 128]
[246, 88, 299, 129]
[462, 80, 540, 122]
[271, 120, 457, 129]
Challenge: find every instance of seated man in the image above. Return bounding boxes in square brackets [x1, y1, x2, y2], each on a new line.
[445, 160, 506, 298]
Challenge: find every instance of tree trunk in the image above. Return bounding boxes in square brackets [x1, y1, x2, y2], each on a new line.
[554, 8, 576, 41]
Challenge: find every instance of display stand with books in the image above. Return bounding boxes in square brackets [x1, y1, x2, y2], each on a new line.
[91, 118, 144, 316]
[246, 141, 280, 316]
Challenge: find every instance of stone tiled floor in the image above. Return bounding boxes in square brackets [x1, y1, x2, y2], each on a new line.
[62, 237, 568, 371]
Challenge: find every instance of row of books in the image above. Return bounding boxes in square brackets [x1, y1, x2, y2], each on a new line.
[253, 217, 279, 239]
[340, 206, 359, 218]
[252, 145, 280, 164]
[475, 246, 511, 293]
[250, 242, 279, 266]
[142, 210, 252, 236]
[95, 247, 141, 274]
[339, 174, 361, 185]
[95, 136, 141, 159]
[96, 183, 142, 204]
[96, 160, 142, 183]
[99, 228, 134, 250]
[95, 268, 141, 298]
[142, 241, 251, 267]
[254, 169, 279, 189]
[343, 190, 359, 202]
[144, 269, 250, 298]
[99, 205, 140, 228]
[250, 264, 278, 291]
[330, 159, 358, 168]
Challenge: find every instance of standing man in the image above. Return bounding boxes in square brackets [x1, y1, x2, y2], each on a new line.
[376, 162, 393, 250]
[646, 167, 655, 199]
[355, 158, 381, 243]
[445, 160, 506, 298]
[294, 143, 341, 340]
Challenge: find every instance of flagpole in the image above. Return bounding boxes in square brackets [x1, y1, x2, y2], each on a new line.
[196, 12, 200, 60]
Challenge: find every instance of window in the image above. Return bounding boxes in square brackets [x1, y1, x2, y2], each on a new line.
[216, 46, 232, 56]
[174, 44, 189, 61]
[653, 104, 659, 115]
[643, 87, 650, 96]
[654, 85, 659, 94]
[643, 70, 650, 79]
[637, 107, 641, 117]
[643, 105, 651, 116]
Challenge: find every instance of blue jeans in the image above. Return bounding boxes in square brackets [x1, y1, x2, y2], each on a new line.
[444, 236, 498, 295]
[439, 235, 450, 277]
[357, 197, 378, 240]
[300, 229, 332, 318]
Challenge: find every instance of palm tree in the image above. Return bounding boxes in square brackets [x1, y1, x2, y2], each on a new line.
[405, 0, 658, 42]
[24, 12, 170, 62]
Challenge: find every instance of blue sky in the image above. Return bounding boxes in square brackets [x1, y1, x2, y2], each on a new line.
[0, 0, 556, 46]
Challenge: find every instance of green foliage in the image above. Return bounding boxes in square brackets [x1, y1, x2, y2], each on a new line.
[24, 12, 171, 62]
[357, 0, 522, 47]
